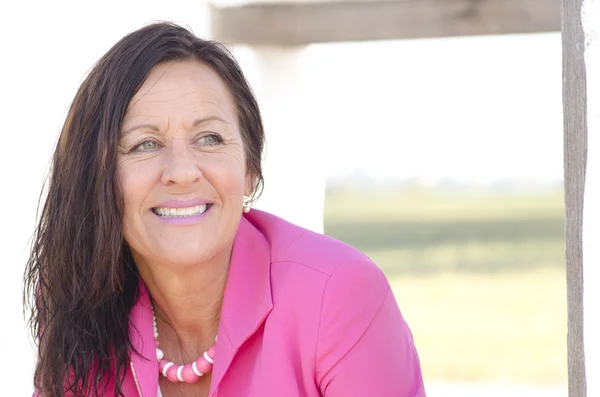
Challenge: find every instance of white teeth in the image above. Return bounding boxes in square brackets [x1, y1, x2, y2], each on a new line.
[154, 204, 208, 217]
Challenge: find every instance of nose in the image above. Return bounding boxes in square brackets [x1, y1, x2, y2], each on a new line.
[161, 140, 202, 186]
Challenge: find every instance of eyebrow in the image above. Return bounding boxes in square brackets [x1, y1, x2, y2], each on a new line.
[120, 116, 229, 136]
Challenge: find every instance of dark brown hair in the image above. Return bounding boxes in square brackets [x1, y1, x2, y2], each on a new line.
[24, 22, 264, 397]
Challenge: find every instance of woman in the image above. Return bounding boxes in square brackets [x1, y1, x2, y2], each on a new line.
[24, 22, 425, 397]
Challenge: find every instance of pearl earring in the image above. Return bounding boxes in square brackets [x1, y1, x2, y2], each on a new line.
[243, 196, 252, 213]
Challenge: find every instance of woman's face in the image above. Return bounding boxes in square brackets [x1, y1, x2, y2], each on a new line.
[118, 60, 252, 270]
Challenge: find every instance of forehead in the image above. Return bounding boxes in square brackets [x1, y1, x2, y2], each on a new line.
[125, 60, 236, 120]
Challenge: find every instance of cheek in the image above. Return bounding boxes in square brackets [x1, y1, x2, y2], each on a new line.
[206, 154, 247, 193]
[118, 160, 154, 219]
[215, 164, 247, 200]
[118, 166, 136, 212]
[118, 172, 137, 242]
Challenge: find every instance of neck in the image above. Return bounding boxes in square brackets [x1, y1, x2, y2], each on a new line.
[136, 249, 230, 352]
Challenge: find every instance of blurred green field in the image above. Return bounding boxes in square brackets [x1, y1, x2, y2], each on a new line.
[323, 187, 567, 384]
[325, 189, 565, 274]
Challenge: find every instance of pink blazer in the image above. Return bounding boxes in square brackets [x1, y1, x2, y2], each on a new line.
[37, 210, 425, 396]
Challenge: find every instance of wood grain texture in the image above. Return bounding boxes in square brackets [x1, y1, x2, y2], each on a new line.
[209, 0, 560, 45]
[562, 0, 587, 394]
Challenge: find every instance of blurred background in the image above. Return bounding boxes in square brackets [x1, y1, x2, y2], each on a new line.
[0, 0, 566, 396]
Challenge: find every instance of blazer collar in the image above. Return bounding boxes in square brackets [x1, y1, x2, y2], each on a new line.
[210, 214, 274, 395]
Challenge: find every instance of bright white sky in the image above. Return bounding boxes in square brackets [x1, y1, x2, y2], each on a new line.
[307, 33, 562, 184]
[0, 1, 564, 393]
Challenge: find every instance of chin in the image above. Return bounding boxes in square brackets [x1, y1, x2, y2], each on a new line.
[161, 250, 214, 269]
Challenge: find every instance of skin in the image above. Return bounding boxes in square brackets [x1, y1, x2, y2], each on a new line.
[118, 59, 254, 396]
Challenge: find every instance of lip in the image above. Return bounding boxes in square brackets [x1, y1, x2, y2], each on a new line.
[153, 199, 213, 209]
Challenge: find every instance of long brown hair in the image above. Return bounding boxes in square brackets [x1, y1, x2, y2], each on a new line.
[24, 22, 265, 396]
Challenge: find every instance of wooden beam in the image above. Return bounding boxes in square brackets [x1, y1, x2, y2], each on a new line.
[209, 0, 560, 46]
[562, 0, 587, 393]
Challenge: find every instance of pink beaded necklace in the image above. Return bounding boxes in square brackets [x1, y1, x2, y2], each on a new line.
[152, 305, 217, 383]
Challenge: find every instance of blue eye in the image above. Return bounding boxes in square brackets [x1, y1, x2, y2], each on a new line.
[198, 134, 223, 146]
[133, 140, 159, 152]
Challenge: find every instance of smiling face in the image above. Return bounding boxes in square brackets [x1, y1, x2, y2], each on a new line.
[118, 60, 253, 271]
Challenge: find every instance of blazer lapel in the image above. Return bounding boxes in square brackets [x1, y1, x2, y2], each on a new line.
[128, 280, 159, 397]
[209, 216, 274, 396]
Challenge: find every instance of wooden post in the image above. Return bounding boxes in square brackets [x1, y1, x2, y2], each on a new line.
[581, 0, 600, 395]
[209, 0, 560, 45]
[562, 0, 588, 393]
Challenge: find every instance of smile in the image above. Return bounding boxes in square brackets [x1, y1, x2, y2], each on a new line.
[152, 204, 210, 218]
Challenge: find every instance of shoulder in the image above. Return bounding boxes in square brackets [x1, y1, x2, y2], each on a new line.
[245, 209, 391, 327]
[244, 209, 381, 278]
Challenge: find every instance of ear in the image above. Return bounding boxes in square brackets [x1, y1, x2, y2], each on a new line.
[244, 173, 256, 198]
